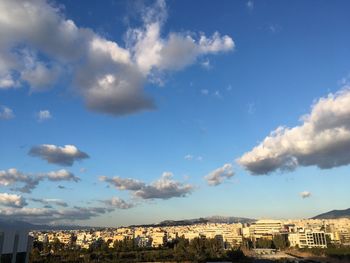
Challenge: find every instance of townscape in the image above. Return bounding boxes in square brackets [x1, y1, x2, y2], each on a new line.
[32, 219, 350, 249]
[27, 218, 350, 262]
[1, 0, 350, 262]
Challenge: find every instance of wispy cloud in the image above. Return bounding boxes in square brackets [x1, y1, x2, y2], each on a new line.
[246, 0, 254, 11]
[37, 110, 52, 122]
[184, 154, 203, 161]
[0, 105, 14, 120]
[201, 89, 209, 95]
[30, 198, 68, 207]
[201, 59, 211, 69]
[205, 163, 234, 186]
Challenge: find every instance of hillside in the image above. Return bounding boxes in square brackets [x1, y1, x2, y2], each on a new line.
[312, 208, 350, 219]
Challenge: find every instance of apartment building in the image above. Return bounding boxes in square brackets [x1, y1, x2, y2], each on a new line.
[250, 220, 282, 238]
[288, 229, 327, 248]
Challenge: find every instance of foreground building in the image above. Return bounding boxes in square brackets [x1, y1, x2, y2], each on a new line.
[0, 228, 33, 263]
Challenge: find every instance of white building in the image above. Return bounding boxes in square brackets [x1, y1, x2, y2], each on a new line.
[288, 229, 327, 248]
[250, 220, 282, 238]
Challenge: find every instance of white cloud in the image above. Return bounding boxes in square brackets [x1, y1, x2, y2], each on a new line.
[300, 191, 311, 199]
[37, 110, 52, 122]
[201, 59, 211, 69]
[184, 154, 203, 161]
[29, 144, 89, 166]
[20, 50, 60, 91]
[99, 176, 145, 191]
[238, 89, 350, 174]
[0, 74, 20, 89]
[100, 172, 193, 200]
[0, 168, 79, 193]
[43, 169, 80, 182]
[0, 0, 234, 116]
[101, 197, 134, 209]
[205, 163, 234, 186]
[0, 105, 14, 119]
[133, 172, 193, 199]
[0, 193, 27, 208]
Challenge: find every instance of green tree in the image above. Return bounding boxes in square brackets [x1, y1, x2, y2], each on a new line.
[273, 234, 289, 250]
[256, 238, 273, 248]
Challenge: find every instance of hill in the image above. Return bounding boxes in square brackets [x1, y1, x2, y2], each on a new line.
[0, 218, 97, 231]
[312, 208, 350, 219]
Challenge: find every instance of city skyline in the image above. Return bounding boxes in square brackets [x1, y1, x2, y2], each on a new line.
[1, 0, 350, 227]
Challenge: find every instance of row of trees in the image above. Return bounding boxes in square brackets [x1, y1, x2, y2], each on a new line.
[31, 236, 247, 262]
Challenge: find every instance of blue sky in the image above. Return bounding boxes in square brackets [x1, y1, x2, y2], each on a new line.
[1, 0, 350, 226]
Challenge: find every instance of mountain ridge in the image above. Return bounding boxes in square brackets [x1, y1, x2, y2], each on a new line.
[312, 208, 350, 219]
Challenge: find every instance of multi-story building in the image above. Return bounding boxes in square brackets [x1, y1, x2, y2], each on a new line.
[151, 231, 166, 247]
[288, 229, 327, 248]
[250, 220, 282, 238]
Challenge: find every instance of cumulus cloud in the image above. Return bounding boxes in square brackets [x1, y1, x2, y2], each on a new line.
[0, 0, 234, 116]
[300, 191, 311, 199]
[29, 144, 89, 166]
[100, 172, 193, 200]
[37, 110, 52, 121]
[205, 163, 234, 186]
[0, 168, 79, 193]
[0, 206, 113, 224]
[0, 105, 14, 119]
[101, 197, 134, 209]
[99, 176, 145, 191]
[0, 193, 27, 208]
[238, 89, 350, 175]
[134, 172, 193, 199]
[30, 198, 68, 207]
[43, 169, 80, 182]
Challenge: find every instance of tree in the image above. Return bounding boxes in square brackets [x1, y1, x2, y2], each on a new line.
[273, 234, 289, 250]
[256, 238, 273, 248]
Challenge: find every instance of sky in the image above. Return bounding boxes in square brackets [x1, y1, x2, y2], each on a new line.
[1, 0, 350, 227]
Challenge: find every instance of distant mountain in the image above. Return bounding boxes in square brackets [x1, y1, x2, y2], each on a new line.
[205, 216, 255, 224]
[0, 216, 255, 231]
[131, 216, 255, 227]
[312, 208, 350, 219]
[0, 218, 97, 231]
[0, 218, 35, 230]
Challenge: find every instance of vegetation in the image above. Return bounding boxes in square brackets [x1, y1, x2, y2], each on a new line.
[254, 234, 289, 249]
[298, 246, 350, 261]
[30, 236, 248, 263]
